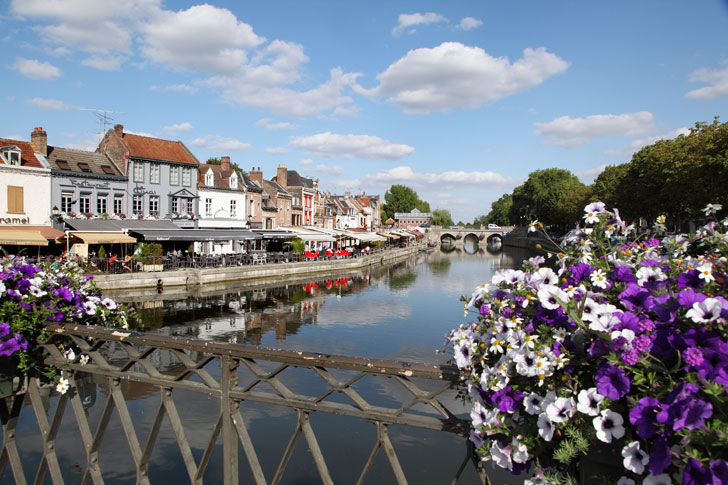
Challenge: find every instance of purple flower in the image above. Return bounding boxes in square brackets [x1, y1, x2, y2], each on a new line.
[595, 363, 630, 401]
[611, 266, 637, 284]
[678, 288, 707, 308]
[684, 347, 704, 367]
[673, 398, 712, 431]
[648, 435, 671, 475]
[629, 396, 661, 439]
[53, 287, 74, 302]
[570, 263, 594, 283]
[684, 458, 712, 485]
[621, 348, 640, 365]
[586, 338, 609, 359]
[677, 269, 704, 290]
[0, 337, 20, 356]
[0, 323, 9, 339]
[479, 303, 490, 315]
[710, 460, 728, 484]
[619, 283, 653, 311]
[492, 386, 524, 413]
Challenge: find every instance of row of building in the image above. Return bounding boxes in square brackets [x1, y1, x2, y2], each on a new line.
[1, 125, 389, 254]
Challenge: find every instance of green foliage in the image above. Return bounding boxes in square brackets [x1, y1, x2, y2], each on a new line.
[206, 157, 245, 173]
[133, 242, 163, 264]
[486, 193, 513, 226]
[509, 168, 589, 229]
[381, 185, 430, 222]
[97, 245, 106, 258]
[430, 209, 454, 227]
[553, 424, 590, 464]
[291, 238, 305, 253]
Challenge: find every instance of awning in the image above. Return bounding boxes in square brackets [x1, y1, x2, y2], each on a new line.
[295, 233, 336, 242]
[344, 231, 386, 242]
[64, 219, 180, 231]
[377, 232, 400, 240]
[0, 225, 64, 242]
[59, 232, 137, 244]
[251, 230, 297, 240]
[131, 229, 262, 242]
[0, 230, 48, 246]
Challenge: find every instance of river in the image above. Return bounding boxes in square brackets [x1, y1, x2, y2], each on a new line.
[9, 244, 534, 484]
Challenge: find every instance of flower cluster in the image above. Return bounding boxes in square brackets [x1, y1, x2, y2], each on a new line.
[448, 202, 728, 484]
[0, 256, 133, 387]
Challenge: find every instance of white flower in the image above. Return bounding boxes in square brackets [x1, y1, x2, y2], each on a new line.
[703, 203, 722, 216]
[552, 328, 567, 342]
[511, 438, 529, 464]
[29, 286, 47, 297]
[523, 392, 543, 415]
[580, 297, 599, 322]
[577, 388, 604, 416]
[490, 440, 513, 470]
[528, 220, 539, 233]
[643, 474, 672, 485]
[584, 202, 606, 214]
[537, 285, 567, 310]
[584, 211, 601, 224]
[593, 409, 625, 443]
[537, 412, 555, 441]
[64, 348, 76, 361]
[686, 297, 723, 323]
[589, 269, 608, 289]
[590, 313, 620, 333]
[531, 267, 559, 289]
[0, 280, 5, 295]
[611, 328, 636, 344]
[636, 266, 666, 286]
[82, 301, 97, 315]
[616, 478, 636, 485]
[697, 263, 715, 283]
[79, 354, 90, 366]
[56, 377, 69, 395]
[469, 429, 485, 448]
[545, 397, 576, 423]
[101, 298, 117, 310]
[621, 441, 649, 474]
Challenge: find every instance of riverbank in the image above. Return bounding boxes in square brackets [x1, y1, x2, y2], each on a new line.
[92, 245, 421, 290]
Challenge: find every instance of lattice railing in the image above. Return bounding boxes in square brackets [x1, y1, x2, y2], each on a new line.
[0, 324, 490, 484]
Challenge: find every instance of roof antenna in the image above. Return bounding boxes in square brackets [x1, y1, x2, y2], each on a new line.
[79, 107, 126, 137]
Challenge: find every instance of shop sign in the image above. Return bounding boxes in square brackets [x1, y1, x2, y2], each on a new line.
[1, 216, 30, 224]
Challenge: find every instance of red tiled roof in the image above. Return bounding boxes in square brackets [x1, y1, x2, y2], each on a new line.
[122, 133, 198, 165]
[0, 138, 43, 168]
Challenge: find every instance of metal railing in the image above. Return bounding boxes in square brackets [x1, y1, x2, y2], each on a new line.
[0, 324, 490, 484]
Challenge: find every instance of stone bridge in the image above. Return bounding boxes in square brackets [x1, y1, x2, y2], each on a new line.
[426, 226, 512, 246]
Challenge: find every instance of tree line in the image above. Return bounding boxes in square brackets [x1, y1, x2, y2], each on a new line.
[478, 117, 727, 230]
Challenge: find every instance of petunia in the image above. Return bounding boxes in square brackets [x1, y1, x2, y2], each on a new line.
[593, 409, 625, 443]
[545, 396, 576, 423]
[490, 440, 513, 471]
[686, 297, 723, 323]
[577, 388, 604, 416]
[648, 435, 671, 476]
[643, 474, 672, 485]
[683, 458, 711, 484]
[537, 412, 555, 441]
[595, 363, 631, 401]
[621, 441, 648, 474]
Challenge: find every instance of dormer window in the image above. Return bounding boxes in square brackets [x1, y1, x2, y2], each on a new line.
[56, 159, 71, 170]
[205, 171, 214, 186]
[1, 147, 22, 166]
[230, 174, 237, 189]
[77, 162, 92, 173]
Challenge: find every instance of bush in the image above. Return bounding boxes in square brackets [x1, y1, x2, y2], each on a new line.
[133, 242, 163, 265]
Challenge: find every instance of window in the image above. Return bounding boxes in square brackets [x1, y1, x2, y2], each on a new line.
[77, 162, 92, 173]
[169, 166, 179, 185]
[205, 198, 212, 217]
[133, 162, 144, 182]
[249, 199, 255, 217]
[230, 176, 237, 189]
[97, 194, 107, 214]
[182, 167, 191, 186]
[101, 165, 115, 175]
[172, 197, 179, 215]
[79, 194, 91, 214]
[56, 159, 71, 170]
[149, 163, 160, 184]
[61, 192, 73, 213]
[149, 196, 159, 216]
[187, 199, 194, 215]
[2, 149, 21, 166]
[133, 195, 143, 215]
[7, 186, 23, 213]
[230, 200, 236, 217]
[114, 195, 123, 214]
[205, 172, 213, 187]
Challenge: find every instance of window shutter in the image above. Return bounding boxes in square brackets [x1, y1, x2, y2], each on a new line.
[7, 186, 24, 213]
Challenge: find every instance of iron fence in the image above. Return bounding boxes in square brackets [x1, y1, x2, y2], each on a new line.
[0, 324, 490, 484]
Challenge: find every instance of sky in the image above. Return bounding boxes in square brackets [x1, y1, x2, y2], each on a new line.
[2, 0, 728, 223]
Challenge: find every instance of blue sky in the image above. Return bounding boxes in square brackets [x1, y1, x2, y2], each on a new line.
[2, 0, 727, 223]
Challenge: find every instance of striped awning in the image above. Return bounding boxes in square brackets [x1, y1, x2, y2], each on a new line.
[59, 232, 138, 244]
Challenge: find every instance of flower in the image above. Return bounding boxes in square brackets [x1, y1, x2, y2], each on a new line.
[703, 203, 722, 216]
[79, 354, 89, 366]
[64, 348, 76, 361]
[56, 377, 69, 394]
[622, 441, 649, 474]
[593, 409, 625, 443]
[595, 364, 631, 401]
[577, 388, 604, 416]
[528, 220, 539, 233]
[686, 297, 723, 323]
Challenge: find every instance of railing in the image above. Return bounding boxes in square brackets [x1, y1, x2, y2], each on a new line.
[0, 324, 490, 484]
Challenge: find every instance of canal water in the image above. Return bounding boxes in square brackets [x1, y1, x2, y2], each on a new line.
[7, 244, 533, 484]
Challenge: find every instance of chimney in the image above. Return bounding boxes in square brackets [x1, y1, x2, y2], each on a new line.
[220, 156, 231, 171]
[114, 124, 124, 137]
[31, 127, 47, 156]
[276, 164, 287, 188]
[250, 166, 263, 185]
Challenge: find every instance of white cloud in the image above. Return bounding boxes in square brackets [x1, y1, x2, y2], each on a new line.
[151, 84, 198, 94]
[392, 12, 447, 36]
[362, 166, 514, 189]
[289, 132, 414, 160]
[256, 118, 295, 130]
[163, 122, 194, 133]
[299, 158, 313, 165]
[577, 164, 608, 184]
[604, 127, 691, 157]
[11, 58, 61, 80]
[139, 4, 264, 75]
[363, 43, 569, 114]
[266, 147, 288, 155]
[307, 164, 344, 176]
[685, 65, 728, 100]
[533, 112, 656, 148]
[26, 97, 71, 110]
[81, 54, 126, 71]
[457, 17, 482, 31]
[190, 135, 251, 152]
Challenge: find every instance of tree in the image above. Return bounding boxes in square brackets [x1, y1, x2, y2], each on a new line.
[509, 168, 589, 229]
[431, 209, 454, 227]
[381, 185, 430, 222]
[591, 164, 629, 210]
[205, 157, 244, 173]
[486, 193, 513, 226]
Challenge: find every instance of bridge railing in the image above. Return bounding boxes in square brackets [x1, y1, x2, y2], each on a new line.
[0, 324, 491, 484]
